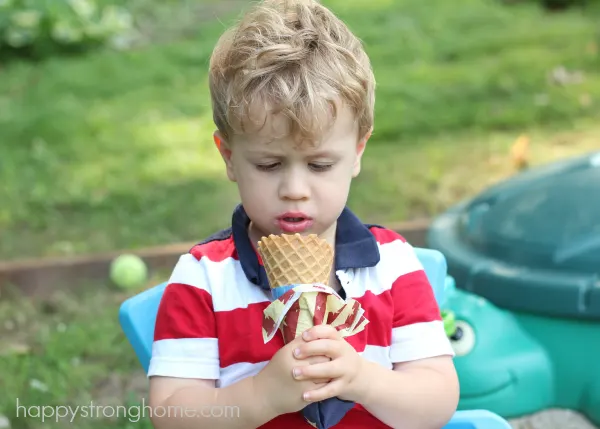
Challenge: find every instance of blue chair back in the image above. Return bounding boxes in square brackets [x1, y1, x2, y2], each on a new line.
[118, 247, 512, 429]
[441, 410, 513, 429]
[414, 247, 448, 304]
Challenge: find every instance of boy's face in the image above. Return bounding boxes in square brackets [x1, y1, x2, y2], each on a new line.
[215, 102, 370, 246]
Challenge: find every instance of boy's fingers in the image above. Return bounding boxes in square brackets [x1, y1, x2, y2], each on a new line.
[294, 339, 341, 359]
[303, 379, 344, 402]
[302, 325, 340, 341]
[305, 355, 331, 365]
[293, 360, 342, 381]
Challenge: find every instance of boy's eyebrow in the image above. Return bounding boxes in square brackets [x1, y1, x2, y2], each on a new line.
[306, 149, 340, 158]
[245, 148, 284, 156]
[245, 148, 341, 158]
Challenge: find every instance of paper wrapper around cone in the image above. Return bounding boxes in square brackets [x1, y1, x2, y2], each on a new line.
[262, 283, 369, 343]
[257, 234, 369, 343]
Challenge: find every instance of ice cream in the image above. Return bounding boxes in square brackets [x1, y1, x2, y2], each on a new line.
[257, 233, 368, 344]
[257, 233, 333, 290]
[257, 233, 369, 429]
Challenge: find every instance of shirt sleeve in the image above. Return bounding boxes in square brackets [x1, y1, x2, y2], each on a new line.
[147, 253, 220, 379]
[387, 237, 455, 363]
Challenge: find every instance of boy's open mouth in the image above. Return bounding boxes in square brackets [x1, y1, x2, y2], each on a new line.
[277, 213, 313, 233]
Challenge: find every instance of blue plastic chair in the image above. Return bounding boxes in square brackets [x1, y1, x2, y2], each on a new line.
[119, 247, 512, 429]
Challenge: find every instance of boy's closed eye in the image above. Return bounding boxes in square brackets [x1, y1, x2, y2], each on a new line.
[256, 162, 281, 172]
[308, 162, 333, 172]
[255, 162, 334, 172]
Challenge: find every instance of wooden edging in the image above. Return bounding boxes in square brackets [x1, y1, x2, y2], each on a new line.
[0, 218, 430, 299]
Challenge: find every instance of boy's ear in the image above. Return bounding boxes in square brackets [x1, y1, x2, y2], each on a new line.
[214, 131, 236, 182]
[352, 128, 372, 178]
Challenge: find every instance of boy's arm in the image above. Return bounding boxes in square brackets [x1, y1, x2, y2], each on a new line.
[146, 253, 278, 429]
[148, 376, 278, 429]
[357, 355, 459, 429]
[357, 231, 458, 429]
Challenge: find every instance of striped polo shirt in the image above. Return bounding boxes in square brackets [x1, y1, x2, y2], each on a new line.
[148, 204, 454, 428]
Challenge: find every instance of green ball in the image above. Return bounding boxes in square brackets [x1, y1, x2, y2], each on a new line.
[109, 254, 148, 289]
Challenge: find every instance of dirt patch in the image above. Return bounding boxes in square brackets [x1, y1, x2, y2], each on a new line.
[93, 371, 149, 408]
[510, 409, 598, 429]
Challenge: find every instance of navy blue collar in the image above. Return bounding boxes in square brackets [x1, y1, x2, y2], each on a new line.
[231, 204, 380, 290]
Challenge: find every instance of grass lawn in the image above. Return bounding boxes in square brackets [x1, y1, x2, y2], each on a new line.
[0, 278, 164, 429]
[1, 0, 600, 427]
[1, 0, 600, 261]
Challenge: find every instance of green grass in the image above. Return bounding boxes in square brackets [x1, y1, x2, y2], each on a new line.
[1, 0, 600, 261]
[0, 281, 159, 429]
[1, 1, 600, 425]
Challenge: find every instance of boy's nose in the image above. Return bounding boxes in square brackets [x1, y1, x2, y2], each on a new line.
[279, 168, 310, 201]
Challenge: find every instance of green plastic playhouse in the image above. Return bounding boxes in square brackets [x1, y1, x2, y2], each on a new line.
[427, 150, 600, 425]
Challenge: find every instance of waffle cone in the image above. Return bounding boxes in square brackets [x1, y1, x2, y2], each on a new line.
[257, 233, 333, 288]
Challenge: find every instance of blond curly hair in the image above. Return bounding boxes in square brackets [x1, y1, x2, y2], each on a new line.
[208, 0, 375, 146]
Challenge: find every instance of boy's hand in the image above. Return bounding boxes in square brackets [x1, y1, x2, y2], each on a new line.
[290, 325, 367, 403]
[253, 335, 330, 417]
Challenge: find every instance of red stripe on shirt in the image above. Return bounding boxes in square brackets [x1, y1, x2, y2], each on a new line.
[216, 302, 284, 368]
[368, 226, 407, 245]
[154, 283, 216, 341]
[153, 272, 440, 368]
[213, 287, 399, 366]
[153, 260, 440, 369]
[189, 236, 238, 263]
[346, 290, 393, 349]
[390, 270, 442, 328]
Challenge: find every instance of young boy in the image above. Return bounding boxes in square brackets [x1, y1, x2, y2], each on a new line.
[147, 0, 459, 428]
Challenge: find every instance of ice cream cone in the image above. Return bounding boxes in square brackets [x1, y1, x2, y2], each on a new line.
[257, 233, 333, 288]
[258, 233, 333, 342]
[258, 234, 366, 429]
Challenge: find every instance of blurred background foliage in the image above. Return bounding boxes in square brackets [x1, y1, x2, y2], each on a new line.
[0, 0, 239, 57]
[0, 0, 133, 57]
[1, 0, 600, 262]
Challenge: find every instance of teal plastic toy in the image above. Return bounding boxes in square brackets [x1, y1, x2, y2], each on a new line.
[428, 150, 600, 425]
[441, 277, 554, 416]
[119, 247, 512, 429]
[441, 276, 600, 424]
